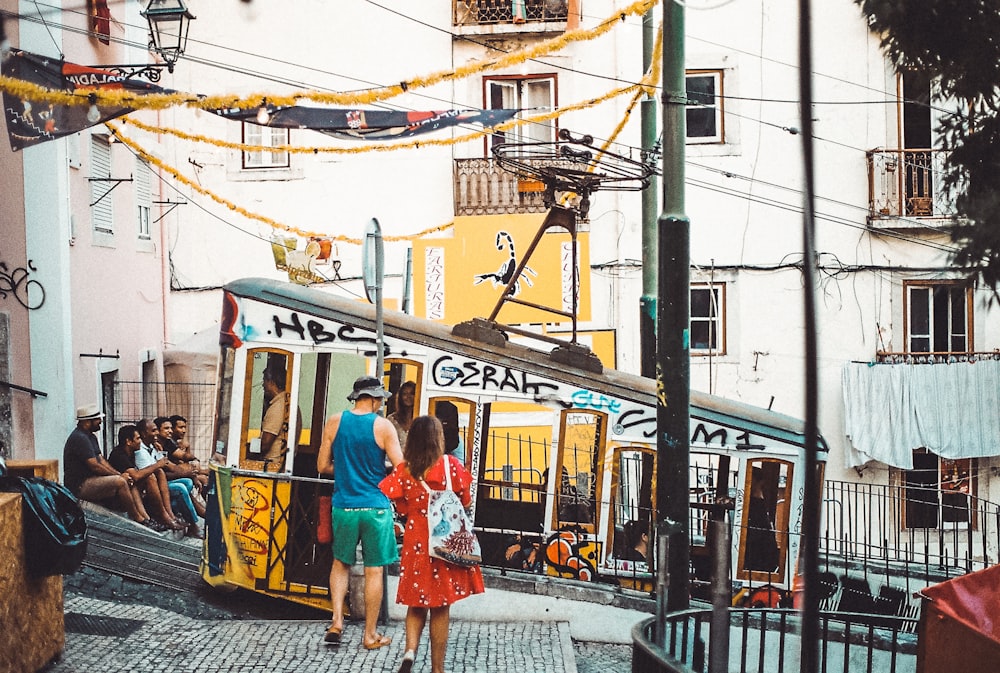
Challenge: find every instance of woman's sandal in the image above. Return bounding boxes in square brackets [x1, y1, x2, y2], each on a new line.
[397, 649, 416, 673]
[323, 625, 342, 646]
[362, 633, 392, 650]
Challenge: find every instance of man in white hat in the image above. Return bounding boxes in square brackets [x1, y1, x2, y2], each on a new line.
[316, 375, 403, 650]
[63, 403, 151, 526]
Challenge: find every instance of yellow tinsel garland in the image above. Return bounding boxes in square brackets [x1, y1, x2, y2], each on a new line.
[117, 80, 645, 155]
[106, 121, 456, 244]
[0, 0, 659, 113]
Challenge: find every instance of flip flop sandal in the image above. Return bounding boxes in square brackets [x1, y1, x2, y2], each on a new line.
[362, 634, 392, 650]
[324, 626, 342, 646]
[398, 649, 416, 673]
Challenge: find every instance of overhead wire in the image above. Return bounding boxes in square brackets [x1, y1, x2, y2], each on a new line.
[2, 3, 970, 263]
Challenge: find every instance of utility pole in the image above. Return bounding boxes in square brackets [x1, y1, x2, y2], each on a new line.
[657, 0, 690, 612]
[639, 6, 658, 380]
[638, 3, 659, 560]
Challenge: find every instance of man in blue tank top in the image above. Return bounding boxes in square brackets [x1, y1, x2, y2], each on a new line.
[317, 375, 403, 650]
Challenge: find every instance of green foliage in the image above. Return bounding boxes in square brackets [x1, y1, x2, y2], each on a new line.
[858, 0, 1000, 290]
[857, 0, 1000, 100]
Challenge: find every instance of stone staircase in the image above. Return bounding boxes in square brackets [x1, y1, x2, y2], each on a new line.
[77, 501, 203, 593]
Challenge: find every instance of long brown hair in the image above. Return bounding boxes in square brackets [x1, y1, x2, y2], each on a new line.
[404, 415, 445, 480]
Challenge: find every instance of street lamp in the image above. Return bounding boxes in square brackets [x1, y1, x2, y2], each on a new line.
[141, 0, 195, 73]
[101, 0, 195, 81]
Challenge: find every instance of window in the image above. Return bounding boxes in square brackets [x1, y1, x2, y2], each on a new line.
[135, 158, 152, 240]
[242, 122, 290, 169]
[485, 75, 556, 151]
[241, 349, 295, 471]
[554, 409, 605, 532]
[901, 451, 975, 529]
[90, 135, 114, 233]
[905, 281, 971, 353]
[737, 459, 793, 582]
[607, 447, 655, 563]
[686, 71, 723, 144]
[690, 283, 725, 354]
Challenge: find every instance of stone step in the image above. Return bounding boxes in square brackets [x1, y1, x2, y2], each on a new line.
[79, 501, 202, 593]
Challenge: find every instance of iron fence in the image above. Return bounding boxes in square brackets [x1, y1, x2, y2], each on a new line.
[632, 609, 918, 673]
[105, 380, 216, 461]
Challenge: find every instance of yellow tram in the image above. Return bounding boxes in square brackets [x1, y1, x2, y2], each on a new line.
[201, 278, 826, 609]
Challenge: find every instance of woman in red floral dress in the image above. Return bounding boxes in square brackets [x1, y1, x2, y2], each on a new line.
[380, 415, 485, 673]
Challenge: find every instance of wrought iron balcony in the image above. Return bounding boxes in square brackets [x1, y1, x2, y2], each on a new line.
[867, 148, 955, 227]
[453, 0, 568, 27]
[454, 157, 551, 216]
[875, 351, 1000, 364]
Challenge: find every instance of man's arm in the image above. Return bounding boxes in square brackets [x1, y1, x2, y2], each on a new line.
[161, 460, 196, 478]
[259, 431, 279, 456]
[374, 417, 403, 467]
[132, 458, 167, 481]
[316, 413, 341, 476]
[84, 454, 120, 477]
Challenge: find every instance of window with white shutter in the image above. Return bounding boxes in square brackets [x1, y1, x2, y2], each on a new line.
[136, 158, 152, 240]
[90, 136, 114, 234]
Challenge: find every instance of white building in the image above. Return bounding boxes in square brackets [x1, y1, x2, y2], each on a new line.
[2, 0, 996, 569]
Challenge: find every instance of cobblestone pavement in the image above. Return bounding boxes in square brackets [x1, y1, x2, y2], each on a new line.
[60, 567, 633, 672]
[54, 594, 580, 673]
[573, 641, 633, 673]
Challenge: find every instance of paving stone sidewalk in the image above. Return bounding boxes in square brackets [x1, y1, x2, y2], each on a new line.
[51, 594, 581, 673]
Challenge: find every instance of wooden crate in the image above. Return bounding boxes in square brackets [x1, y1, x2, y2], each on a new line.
[0, 493, 64, 673]
[6, 459, 60, 482]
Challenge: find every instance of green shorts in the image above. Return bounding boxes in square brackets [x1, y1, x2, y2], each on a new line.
[331, 507, 399, 567]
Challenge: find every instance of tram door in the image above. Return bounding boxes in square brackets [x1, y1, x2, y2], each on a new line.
[737, 458, 794, 584]
[283, 351, 343, 589]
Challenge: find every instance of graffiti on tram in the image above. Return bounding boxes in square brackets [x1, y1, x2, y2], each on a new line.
[229, 478, 272, 568]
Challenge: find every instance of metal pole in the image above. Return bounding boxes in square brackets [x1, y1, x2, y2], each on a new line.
[658, 0, 690, 613]
[708, 518, 731, 673]
[638, 5, 661, 588]
[640, 5, 659, 381]
[401, 247, 413, 315]
[363, 218, 385, 378]
[797, 2, 821, 671]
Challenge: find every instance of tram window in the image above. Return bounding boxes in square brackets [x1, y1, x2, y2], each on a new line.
[475, 400, 549, 534]
[383, 360, 423, 447]
[430, 397, 475, 466]
[738, 460, 792, 581]
[213, 346, 236, 461]
[241, 350, 298, 472]
[554, 410, 605, 531]
[607, 447, 655, 565]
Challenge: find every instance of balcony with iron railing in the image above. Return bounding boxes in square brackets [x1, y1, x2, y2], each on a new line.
[867, 148, 955, 228]
[454, 157, 552, 215]
[874, 351, 1000, 365]
[453, 0, 568, 31]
